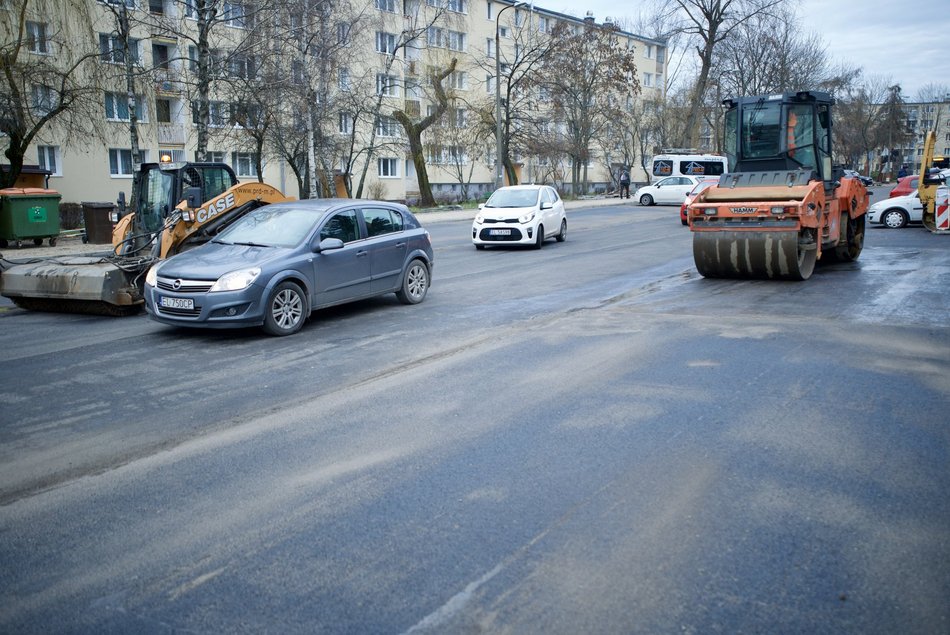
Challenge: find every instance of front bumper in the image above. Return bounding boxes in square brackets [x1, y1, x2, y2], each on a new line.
[472, 221, 538, 245]
[144, 279, 267, 329]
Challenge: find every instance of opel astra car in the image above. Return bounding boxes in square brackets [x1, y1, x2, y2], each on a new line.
[635, 175, 705, 206]
[867, 192, 923, 228]
[144, 199, 434, 336]
[472, 185, 566, 249]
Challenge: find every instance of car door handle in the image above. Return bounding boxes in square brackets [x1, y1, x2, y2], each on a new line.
[356, 250, 368, 258]
[395, 242, 406, 248]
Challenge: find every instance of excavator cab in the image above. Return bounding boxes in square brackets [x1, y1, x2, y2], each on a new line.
[722, 91, 835, 188]
[135, 162, 237, 235]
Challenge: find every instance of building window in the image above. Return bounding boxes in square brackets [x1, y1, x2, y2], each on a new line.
[37, 146, 60, 176]
[337, 22, 351, 45]
[339, 112, 353, 134]
[486, 38, 495, 58]
[105, 92, 146, 121]
[376, 73, 398, 96]
[31, 84, 55, 114]
[377, 115, 400, 137]
[643, 73, 652, 87]
[109, 149, 142, 177]
[159, 148, 186, 162]
[232, 152, 258, 177]
[202, 151, 226, 163]
[223, 2, 250, 28]
[447, 30, 466, 52]
[446, 0, 466, 13]
[155, 98, 172, 123]
[375, 0, 396, 11]
[378, 158, 398, 177]
[230, 53, 256, 79]
[486, 1, 493, 19]
[26, 21, 49, 54]
[449, 71, 467, 90]
[339, 68, 350, 90]
[376, 31, 397, 54]
[99, 0, 136, 7]
[99, 34, 139, 64]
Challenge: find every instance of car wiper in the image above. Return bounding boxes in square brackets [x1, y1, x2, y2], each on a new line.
[231, 241, 273, 248]
[211, 238, 231, 245]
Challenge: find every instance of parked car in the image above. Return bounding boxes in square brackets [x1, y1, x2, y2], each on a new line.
[144, 199, 434, 336]
[634, 175, 706, 206]
[843, 169, 874, 187]
[867, 192, 923, 228]
[889, 175, 919, 198]
[679, 177, 720, 225]
[472, 184, 567, 249]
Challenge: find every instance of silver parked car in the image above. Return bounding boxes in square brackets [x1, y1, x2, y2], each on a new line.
[144, 199, 434, 336]
[472, 185, 567, 249]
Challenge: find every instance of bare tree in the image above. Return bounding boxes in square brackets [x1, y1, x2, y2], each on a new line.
[351, 0, 447, 199]
[469, 12, 557, 187]
[540, 20, 639, 193]
[915, 83, 950, 104]
[662, 0, 786, 148]
[0, 0, 101, 188]
[391, 59, 456, 207]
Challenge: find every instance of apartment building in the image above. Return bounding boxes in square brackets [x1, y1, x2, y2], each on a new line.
[895, 98, 950, 175]
[5, 0, 668, 206]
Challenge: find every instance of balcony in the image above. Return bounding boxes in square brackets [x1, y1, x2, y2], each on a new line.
[157, 124, 187, 145]
[154, 70, 182, 95]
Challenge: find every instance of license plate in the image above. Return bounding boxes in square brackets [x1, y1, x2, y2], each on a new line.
[160, 296, 194, 310]
[489, 228, 511, 235]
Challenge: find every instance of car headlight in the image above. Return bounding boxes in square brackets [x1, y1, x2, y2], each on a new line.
[474, 214, 484, 224]
[145, 264, 159, 287]
[518, 211, 536, 224]
[209, 267, 261, 292]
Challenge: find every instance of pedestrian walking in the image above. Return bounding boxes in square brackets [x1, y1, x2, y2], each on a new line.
[619, 168, 630, 199]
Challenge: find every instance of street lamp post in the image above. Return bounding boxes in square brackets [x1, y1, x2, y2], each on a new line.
[495, 1, 525, 190]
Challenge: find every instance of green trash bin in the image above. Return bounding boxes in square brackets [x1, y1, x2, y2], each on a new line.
[0, 188, 62, 248]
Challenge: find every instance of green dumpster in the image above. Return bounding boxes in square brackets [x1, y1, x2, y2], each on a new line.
[0, 188, 62, 248]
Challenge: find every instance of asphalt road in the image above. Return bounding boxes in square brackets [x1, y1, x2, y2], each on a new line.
[1, 200, 949, 633]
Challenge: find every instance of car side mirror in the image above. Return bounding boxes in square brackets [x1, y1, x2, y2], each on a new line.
[540, 201, 553, 210]
[478, 203, 485, 210]
[315, 237, 344, 253]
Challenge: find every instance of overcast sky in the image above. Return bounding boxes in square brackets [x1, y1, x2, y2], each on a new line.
[528, 0, 950, 101]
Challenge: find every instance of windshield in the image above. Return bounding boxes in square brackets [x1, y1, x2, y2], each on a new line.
[485, 189, 540, 208]
[741, 100, 782, 159]
[217, 207, 318, 248]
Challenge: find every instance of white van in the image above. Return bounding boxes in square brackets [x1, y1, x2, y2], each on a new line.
[651, 154, 727, 183]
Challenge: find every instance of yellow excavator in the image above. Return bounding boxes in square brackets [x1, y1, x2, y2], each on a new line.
[688, 90, 869, 280]
[0, 160, 292, 315]
[918, 130, 950, 233]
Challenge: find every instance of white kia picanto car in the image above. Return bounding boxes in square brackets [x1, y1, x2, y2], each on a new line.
[472, 185, 567, 249]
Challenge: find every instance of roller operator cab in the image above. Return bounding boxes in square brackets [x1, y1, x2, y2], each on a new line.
[688, 91, 868, 280]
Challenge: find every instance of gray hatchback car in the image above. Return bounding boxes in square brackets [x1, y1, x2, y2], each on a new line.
[144, 199, 434, 336]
